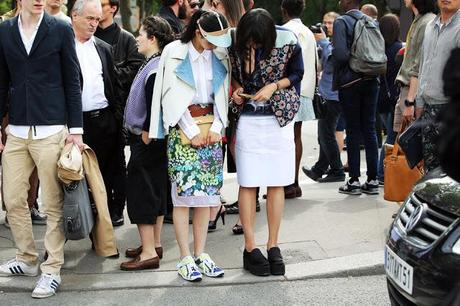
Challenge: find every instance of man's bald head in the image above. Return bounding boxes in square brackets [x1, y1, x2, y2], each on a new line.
[361, 4, 378, 19]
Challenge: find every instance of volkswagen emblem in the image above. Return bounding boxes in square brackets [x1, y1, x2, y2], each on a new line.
[405, 203, 427, 233]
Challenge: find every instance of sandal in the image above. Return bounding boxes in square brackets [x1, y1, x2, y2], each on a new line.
[232, 223, 244, 235]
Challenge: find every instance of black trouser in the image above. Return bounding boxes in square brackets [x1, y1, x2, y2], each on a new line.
[107, 129, 127, 217]
[313, 100, 344, 175]
[339, 79, 379, 180]
[83, 107, 118, 214]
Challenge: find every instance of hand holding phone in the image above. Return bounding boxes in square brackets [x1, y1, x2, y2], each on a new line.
[238, 93, 255, 99]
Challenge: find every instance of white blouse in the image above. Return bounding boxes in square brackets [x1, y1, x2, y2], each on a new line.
[177, 42, 223, 140]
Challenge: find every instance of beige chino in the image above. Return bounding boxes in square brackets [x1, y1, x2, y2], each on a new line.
[2, 129, 67, 274]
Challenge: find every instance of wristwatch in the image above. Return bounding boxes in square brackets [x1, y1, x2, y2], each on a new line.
[404, 99, 415, 107]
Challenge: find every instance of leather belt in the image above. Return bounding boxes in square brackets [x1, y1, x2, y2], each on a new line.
[188, 104, 213, 118]
[83, 107, 109, 119]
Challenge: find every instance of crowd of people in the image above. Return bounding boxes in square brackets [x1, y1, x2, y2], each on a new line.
[0, 0, 459, 299]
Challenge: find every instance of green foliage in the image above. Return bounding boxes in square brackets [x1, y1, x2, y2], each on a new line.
[0, 0, 12, 16]
[254, 0, 389, 25]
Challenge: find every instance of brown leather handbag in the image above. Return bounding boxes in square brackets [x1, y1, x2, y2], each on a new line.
[383, 122, 423, 203]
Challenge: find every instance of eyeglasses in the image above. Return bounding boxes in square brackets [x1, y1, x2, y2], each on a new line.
[190, 2, 200, 9]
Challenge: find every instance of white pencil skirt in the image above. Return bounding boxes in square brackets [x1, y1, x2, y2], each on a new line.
[235, 115, 295, 187]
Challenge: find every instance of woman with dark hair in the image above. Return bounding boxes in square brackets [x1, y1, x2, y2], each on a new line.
[149, 10, 231, 282]
[376, 14, 403, 185]
[229, 8, 304, 277]
[206, 0, 245, 232]
[121, 16, 175, 271]
[209, 0, 245, 27]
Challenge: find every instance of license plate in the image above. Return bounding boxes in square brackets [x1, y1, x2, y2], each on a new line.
[385, 246, 414, 295]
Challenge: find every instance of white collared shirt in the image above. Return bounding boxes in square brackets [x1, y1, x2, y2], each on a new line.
[177, 43, 223, 139]
[75, 37, 109, 112]
[188, 42, 213, 104]
[9, 12, 81, 140]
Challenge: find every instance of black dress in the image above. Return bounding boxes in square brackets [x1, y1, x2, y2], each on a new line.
[126, 73, 167, 224]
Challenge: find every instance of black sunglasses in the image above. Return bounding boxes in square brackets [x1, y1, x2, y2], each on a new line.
[190, 2, 200, 9]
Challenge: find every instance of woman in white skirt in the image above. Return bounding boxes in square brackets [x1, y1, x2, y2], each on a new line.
[228, 9, 304, 277]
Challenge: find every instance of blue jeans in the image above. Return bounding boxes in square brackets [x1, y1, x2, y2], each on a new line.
[339, 79, 379, 180]
[377, 112, 397, 182]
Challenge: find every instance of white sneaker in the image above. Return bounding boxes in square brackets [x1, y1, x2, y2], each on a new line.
[31, 273, 61, 299]
[195, 253, 224, 278]
[177, 256, 202, 282]
[0, 258, 39, 276]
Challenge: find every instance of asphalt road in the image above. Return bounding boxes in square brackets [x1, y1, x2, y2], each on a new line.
[0, 275, 390, 306]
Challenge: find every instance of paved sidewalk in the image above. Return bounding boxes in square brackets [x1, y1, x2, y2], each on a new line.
[0, 121, 399, 292]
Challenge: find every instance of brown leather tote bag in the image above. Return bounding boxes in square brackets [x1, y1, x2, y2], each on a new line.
[384, 120, 423, 203]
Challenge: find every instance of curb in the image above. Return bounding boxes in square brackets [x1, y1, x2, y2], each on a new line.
[0, 251, 384, 293]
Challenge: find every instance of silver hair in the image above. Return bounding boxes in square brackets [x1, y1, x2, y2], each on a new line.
[71, 0, 102, 15]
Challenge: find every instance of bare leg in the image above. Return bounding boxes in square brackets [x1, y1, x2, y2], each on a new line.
[154, 216, 164, 248]
[266, 186, 285, 249]
[192, 207, 210, 256]
[294, 122, 303, 185]
[173, 207, 191, 258]
[138, 224, 158, 260]
[209, 204, 223, 221]
[239, 186, 257, 251]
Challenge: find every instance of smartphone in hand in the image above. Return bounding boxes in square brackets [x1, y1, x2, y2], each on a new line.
[238, 93, 255, 99]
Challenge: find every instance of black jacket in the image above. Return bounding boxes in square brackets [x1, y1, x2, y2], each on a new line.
[95, 23, 143, 104]
[158, 6, 184, 36]
[0, 13, 82, 128]
[92, 37, 123, 122]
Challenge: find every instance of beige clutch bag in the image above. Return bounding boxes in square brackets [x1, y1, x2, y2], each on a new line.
[179, 115, 215, 145]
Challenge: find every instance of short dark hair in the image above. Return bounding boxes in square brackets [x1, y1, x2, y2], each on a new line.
[236, 8, 276, 61]
[281, 0, 305, 18]
[142, 16, 175, 51]
[162, 0, 178, 6]
[412, 0, 438, 15]
[109, 0, 120, 16]
[379, 14, 400, 46]
[180, 9, 229, 44]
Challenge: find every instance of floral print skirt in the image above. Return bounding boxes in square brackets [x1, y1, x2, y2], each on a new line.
[167, 127, 223, 207]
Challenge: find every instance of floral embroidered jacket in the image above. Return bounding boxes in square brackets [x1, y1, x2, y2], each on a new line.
[228, 26, 304, 127]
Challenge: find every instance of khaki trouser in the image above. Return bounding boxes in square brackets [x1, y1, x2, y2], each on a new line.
[393, 86, 410, 132]
[3, 129, 67, 274]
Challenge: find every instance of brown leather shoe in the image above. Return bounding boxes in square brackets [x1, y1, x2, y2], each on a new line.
[120, 256, 160, 271]
[284, 185, 302, 199]
[125, 246, 163, 259]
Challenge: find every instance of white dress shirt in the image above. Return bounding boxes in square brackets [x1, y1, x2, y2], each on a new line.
[9, 12, 82, 140]
[178, 42, 223, 140]
[75, 37, 109, 112]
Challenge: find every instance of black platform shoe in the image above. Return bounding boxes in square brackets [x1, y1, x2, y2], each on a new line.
[267, 247, 285, 276]
[243, 248, 270, 276]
